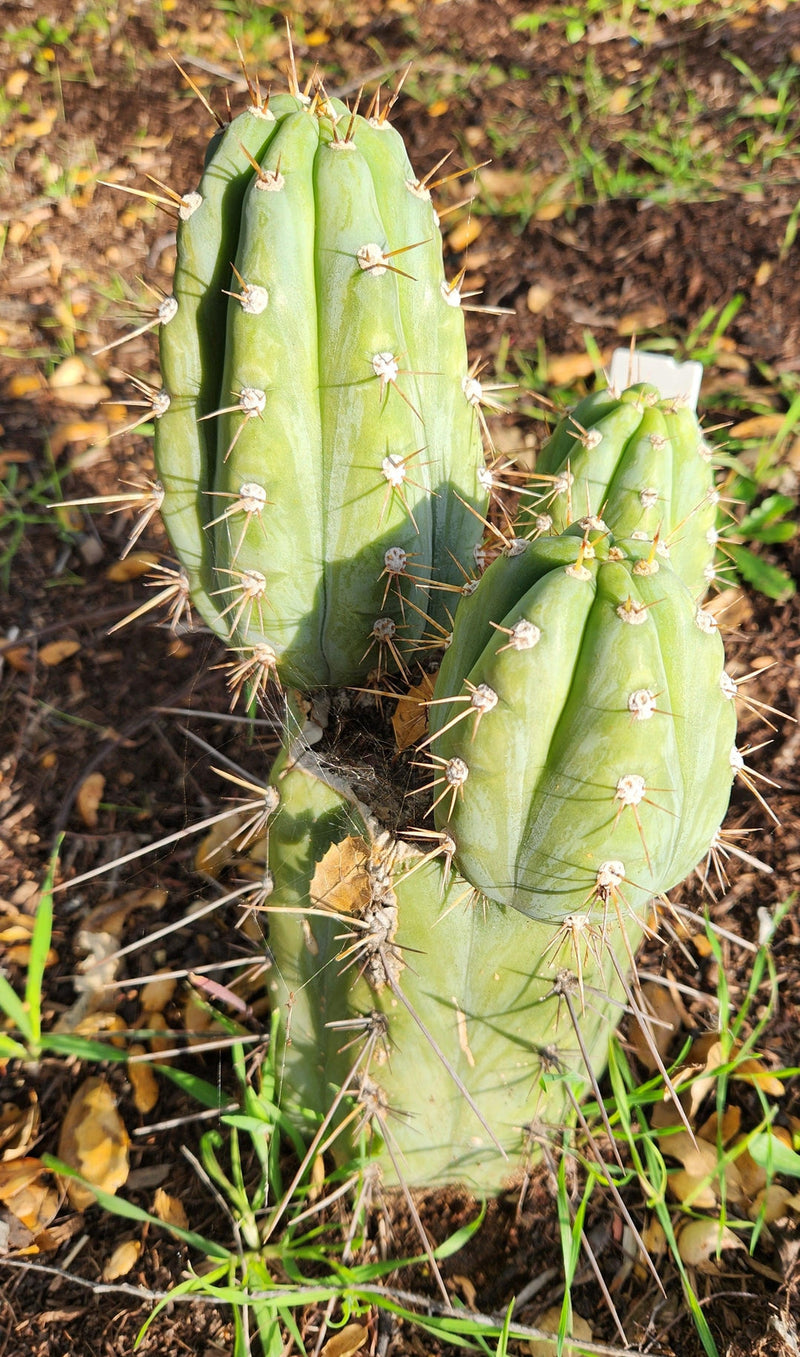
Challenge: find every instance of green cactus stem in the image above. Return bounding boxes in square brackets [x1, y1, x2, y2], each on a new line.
[264, 742, 649, 1191]
[154, 89, 488, 690]
[519, 383, 718, 598]
[425, 526, 737, 922]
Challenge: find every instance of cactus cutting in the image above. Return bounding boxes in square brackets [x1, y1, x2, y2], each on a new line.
[26, 22, 797, 1354]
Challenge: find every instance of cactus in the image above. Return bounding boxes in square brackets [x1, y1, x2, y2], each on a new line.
[263, 740, 651, 1191]
[262, 525, 738, 1189]
[153, 87, 487, 690]
[85, 52, 761, 1203]
[427, 526, 736, 920]
[518, 383, 718, 598]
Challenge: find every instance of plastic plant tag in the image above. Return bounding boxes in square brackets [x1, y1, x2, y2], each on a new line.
[609, 349, 703, 410]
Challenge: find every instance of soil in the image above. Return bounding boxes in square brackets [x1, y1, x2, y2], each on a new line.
[1, 1, 799, 1355]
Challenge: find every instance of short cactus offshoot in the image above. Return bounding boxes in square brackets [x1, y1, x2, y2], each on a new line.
[264, 523, 741, 1189]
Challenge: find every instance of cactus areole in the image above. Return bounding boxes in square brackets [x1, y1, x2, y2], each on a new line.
[154, 92, 487, 689]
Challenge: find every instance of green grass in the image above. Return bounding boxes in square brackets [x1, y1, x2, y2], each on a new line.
[6, 857, 792, 1357]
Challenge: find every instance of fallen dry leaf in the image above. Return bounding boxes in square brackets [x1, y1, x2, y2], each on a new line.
[320, 1324, 369, 1357]
[127, 1047, 159, 1114]
[526, 283, 555, 314]
[39, 639, 80, 666]
[48, 355, 91, 389]
[57, 1077, 130, 1211]
[528, 1306, 593, 1356]
[750, 1184, 800, 1224]
[106, 552, 160, 582]
[152, 1187, 188, 1231]
[617, 304, 668, 334]
[628, 980, 680, 1071]
[102, 1238, 141, 1280]
[81, 887, 168, 941]
[76, 772, 105, 830]
[139, 972, 176, 1014]
[677, 1217, 745, 1269]
[545, 350, 613, 385]
[50, 419, 108, 458]
[729, 414, 786, 439]
[194, 810, 252, 877]
[392, 671, 434, 751]
[4, 372, 46, 399]
[0, 1158, 60, 1237]
[309, 837, 373, 915]
[447, 216, 483, 253]
[0, 1098, 40, 1161]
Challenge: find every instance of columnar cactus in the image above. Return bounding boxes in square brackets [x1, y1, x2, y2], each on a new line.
[264, 742, 648, 1190]
[87, 51, 760, 1200]
[428, 526, 736, 917]
[518, 383, 718, 598]
[263, 525, 738, 1187]
[154, 88, 487, 689]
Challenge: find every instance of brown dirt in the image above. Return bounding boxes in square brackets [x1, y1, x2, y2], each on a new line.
[1, 1, 799, 1355]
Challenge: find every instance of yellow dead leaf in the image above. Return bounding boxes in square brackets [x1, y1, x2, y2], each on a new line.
[102, 1238, 141, 1280]
[305, 27, 330, 44]
[145, 1012, 173, 1055]
[39, 639, 80, 666]
[729, 414, 786, 439]
[628, 981, 680, 1071]
[140, 972, 176, 1014]
[106, 552, 160, 581]
[76, 772, 105, 829]
[7, 942, 58, 967]
[320, 1324, 369, 1357]
[127, 1048, 159, 1114]
[309, 837, 373, 915]
[607, 85, 631, 114]
[57, 1076, 130, 1211]
[546, 350, 613, 385]
[0, 1158, 60, 1233]
[194, 809, 252, 877]
[392, 671, 434, 751]
[153, 1187, 188, 1230]
[72, 1013, 127, 1046]
[2, 646, 32, 673]
[697, 1103, 741, 1148]
[0, 1098, 39, 1161]
[48, 356, 91, 389]
[50, 419, 108, 458]
[427, 99, 449, 117]
[704, 586, 753, 627]
[733, 1057, 784, 1097]
[677, 1218, 745, 1269]
[754, 261, 773, 287]
[82, 888, 168, 941]
[526, 283, 555, 315]
[528, 1307, 593, 1356]
[617, 304, 668, 335]
[4, 372, 46, 399]
[750, 1184, 800, 1224]
[447, 217, 483, 253]
[49, 382, 111, 407]
[5, 70, 28, 98]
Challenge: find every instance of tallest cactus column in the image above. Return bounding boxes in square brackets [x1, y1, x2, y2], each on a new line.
[153, 88, 489, 690]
